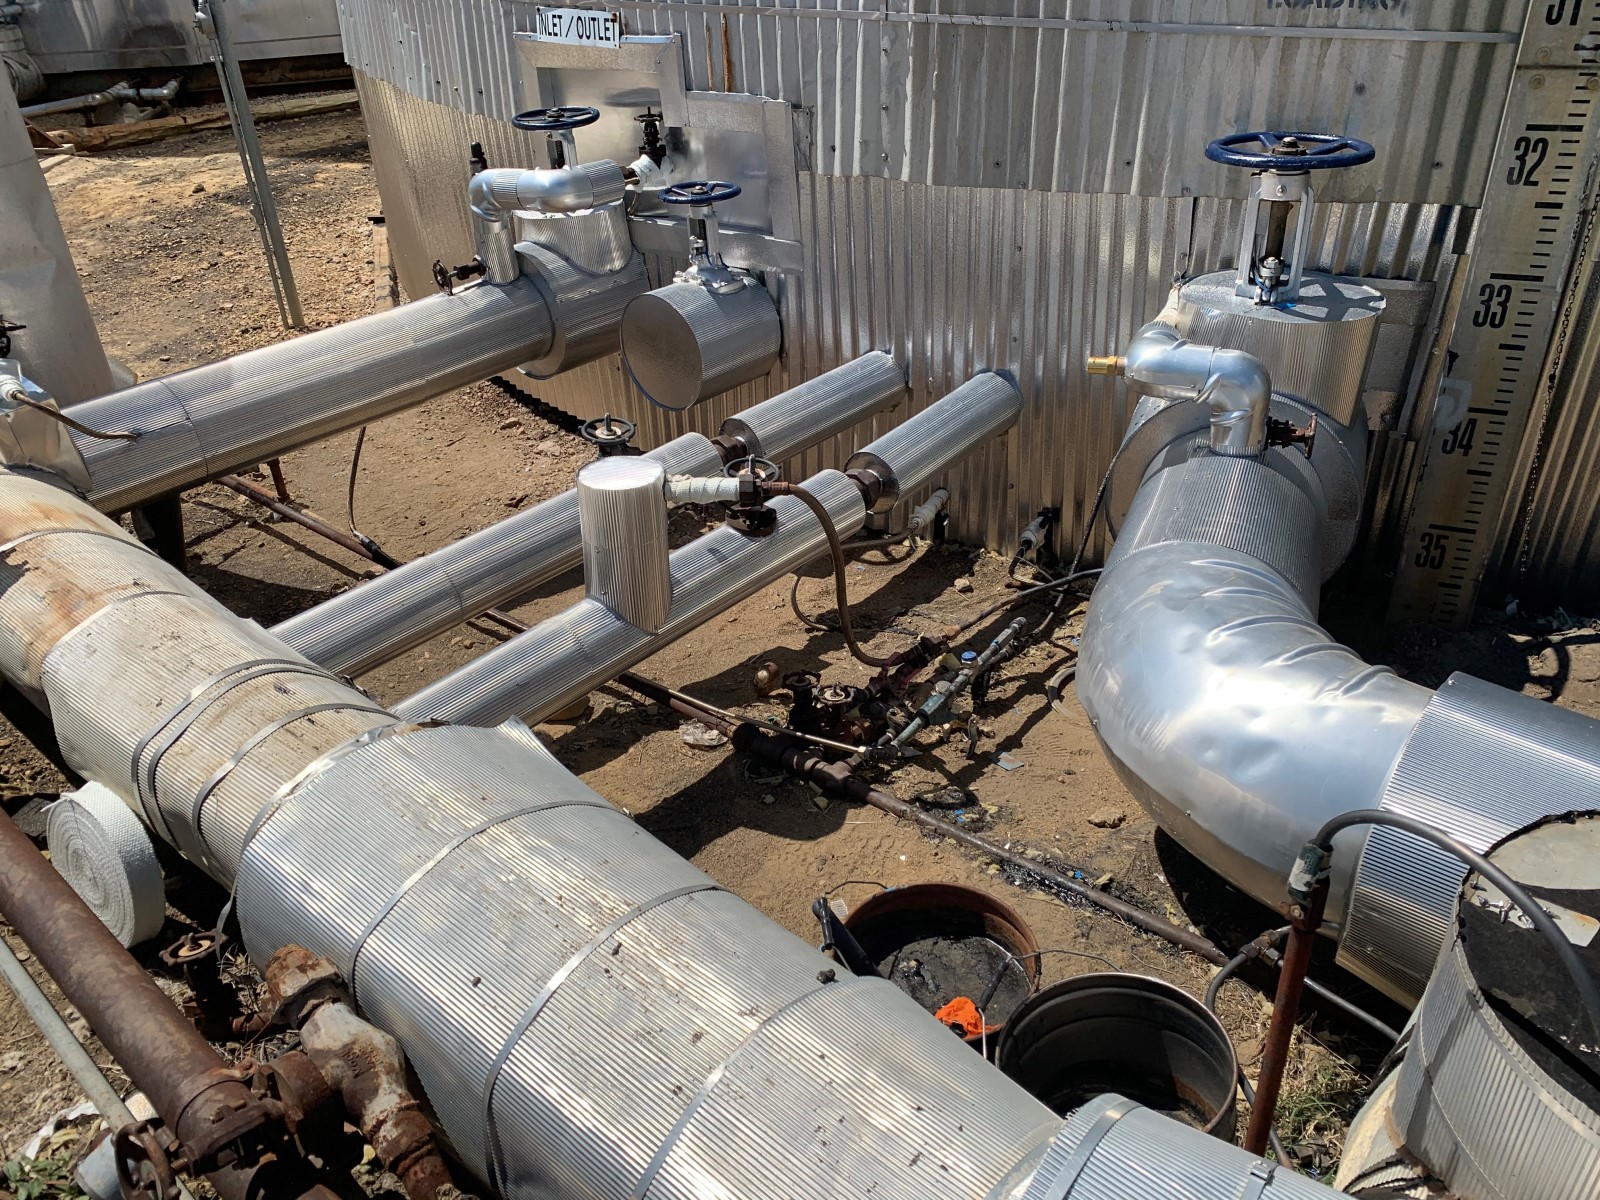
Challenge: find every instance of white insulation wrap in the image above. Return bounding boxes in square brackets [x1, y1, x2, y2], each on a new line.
[44, 783, 165, 947]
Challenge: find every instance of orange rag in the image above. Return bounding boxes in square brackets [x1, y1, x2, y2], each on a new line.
[933, 995, 994, 1037]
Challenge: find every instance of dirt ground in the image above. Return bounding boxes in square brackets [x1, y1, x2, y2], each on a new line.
[2, 103, 1599, 1193]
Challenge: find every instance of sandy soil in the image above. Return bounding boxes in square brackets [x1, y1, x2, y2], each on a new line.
[2, 104, 1598, 1190]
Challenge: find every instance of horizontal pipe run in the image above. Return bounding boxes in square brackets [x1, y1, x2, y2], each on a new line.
[394, 373, 1022, 727]
[272, 355, 907, 677]
[0, 471, 1070, 1200]
[69, 277, 555, 513]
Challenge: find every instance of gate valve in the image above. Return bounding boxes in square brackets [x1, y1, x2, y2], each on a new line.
[719, 454, 783, 535]
[513, 105, 600, 170]
[663, 181, 755, 295]
[431, 256, 487, 295]
[635, 108, 668, 168]
[579, 413, 637, 457]
[1205, 130, 1374, 306]
[1265, 412, 1318, 459]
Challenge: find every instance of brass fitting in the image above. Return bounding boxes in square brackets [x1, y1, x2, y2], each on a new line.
[1085, 354, 1125, 376]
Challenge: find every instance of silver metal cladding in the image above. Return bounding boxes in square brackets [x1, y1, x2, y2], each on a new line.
[516, 239, 649, 378]
[0, 475, 1074, 1199]
[69, 277, 556, 512]
[1339, 672, 1600, 1006]
[1388, 886, 1600, 1200]
[1077, 538, 1433, 927]
[1111, 452, 1324, 603]
[393, 470, 866, 727]
[234, 722, 1062, 1197]
[621, 281, 782, 412]
[718, 350, 906, 462]
[1175, 273, 1386, 427]
[273, 352, 907, 677]
[396, 369, 1022, 726]
[1019, 1096, 1341, 1200]
[0, 84, 115, 406]
[271, 432, 722, 677]
[577, 456, 671, 632]
[845, 371, 1021, 512]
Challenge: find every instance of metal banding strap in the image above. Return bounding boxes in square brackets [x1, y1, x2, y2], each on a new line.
[186, 700, 392, 874]
[482, 882, 725, 1194]
[132, 659, 335, 850]
[0, 527, 162, 557]
[344, 797, 613, 1008]
[1237, 1161, 1276, 1200]
[1017, 1097, 1140, 1200]
[628, 975, 877, 1200]
[234, 721, 430, 864]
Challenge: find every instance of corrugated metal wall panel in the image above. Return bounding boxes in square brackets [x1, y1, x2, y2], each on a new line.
[340, 0, 1522, 204]
[358, 68, 1468, 554]
[1496, 196, 1600, 607]
[342, 0, 1516, 557]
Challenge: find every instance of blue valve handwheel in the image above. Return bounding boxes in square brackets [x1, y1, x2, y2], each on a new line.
[1205, 131, 1375, 171]
[662, 180, 743, 205]
[512, 106, 600, 131]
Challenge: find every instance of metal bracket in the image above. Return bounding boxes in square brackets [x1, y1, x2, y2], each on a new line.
[0, 360, 93, 493]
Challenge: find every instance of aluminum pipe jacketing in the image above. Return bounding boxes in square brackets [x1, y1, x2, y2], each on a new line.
[69, 277, 555, 512]
[845, 371, 1021, 511]
[578, 457, 671, 632]
[397, 371, 1022, 727]
[621, 281, 781, 411]
[273, 356, 907, 678]
[718, 350, 905, 460]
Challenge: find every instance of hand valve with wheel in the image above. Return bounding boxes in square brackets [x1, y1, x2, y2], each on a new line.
[1205, 131, 1374, 305]
[513, 105, 600, 171]
[619, 180, 783, 411]
[664, 181, 752, 295]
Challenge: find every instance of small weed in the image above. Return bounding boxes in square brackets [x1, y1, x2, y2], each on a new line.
[1, 1152, 85, 1200]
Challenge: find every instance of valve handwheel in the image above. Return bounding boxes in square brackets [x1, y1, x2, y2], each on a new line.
[1205, 131, 1375, 171]
[663, 180, 743, 206]
[512, 106, 601, 131]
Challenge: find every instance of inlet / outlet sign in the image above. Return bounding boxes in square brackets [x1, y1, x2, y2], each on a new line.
[533, 7, 621, 48]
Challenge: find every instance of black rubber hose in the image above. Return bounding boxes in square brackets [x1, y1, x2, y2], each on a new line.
[1314, 809, 1600, 1043]
[776, 483, 898, 668]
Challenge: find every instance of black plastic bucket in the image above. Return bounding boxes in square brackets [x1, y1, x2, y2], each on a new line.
[995, 973, 1238, 1138]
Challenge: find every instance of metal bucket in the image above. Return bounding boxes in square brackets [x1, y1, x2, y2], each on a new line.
[995, 973, 1239, 1139]
[841, 882, 1040, 1047]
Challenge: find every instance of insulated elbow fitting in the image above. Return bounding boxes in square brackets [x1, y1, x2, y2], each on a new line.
[468, 161, 630, 218]
[1111, 321, 1272, 456]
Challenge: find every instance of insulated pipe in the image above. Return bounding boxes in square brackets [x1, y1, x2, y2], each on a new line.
[0, 469, 1336, 1199]
[67, 277, 555, 512]
[395, 372, 1022, 727]
[469, 162, 629, 216]
[578, 456, 671, 631]
[1088, 319, 1271, 456]
[1077, 429, 1600, 1005]
[271, 353, 907, 677]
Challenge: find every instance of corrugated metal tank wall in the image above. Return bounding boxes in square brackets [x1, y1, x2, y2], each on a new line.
[338, 0, 1525, 558]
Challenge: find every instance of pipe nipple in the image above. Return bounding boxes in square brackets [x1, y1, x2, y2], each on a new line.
[1086, 355, 1126, 376]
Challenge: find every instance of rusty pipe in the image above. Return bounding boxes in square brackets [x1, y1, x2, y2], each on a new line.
[1242, 873, 1328, 1156]
[0, 813, 337, 1200]
[263, 946, 454, 1200]
[215, 474, 401, 568]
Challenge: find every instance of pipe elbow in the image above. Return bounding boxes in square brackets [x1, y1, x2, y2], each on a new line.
[1200, 347, 1271, 456]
